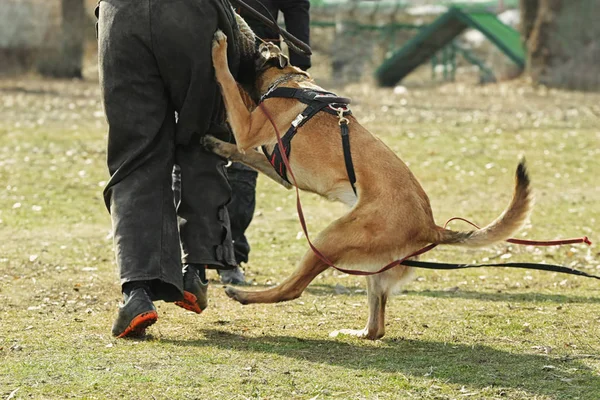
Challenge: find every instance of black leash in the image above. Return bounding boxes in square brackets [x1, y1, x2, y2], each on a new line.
[402, 259, 600, 280]
[228, 0, 312, 57]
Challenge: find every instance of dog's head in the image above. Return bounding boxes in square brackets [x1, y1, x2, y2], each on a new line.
[236, 41, 309, 104]
[256, 42, 290, 70]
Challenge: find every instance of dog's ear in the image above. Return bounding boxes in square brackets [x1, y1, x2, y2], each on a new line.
[277, 53, 289, 69]
[256, 42, 272, 69]
[267, 44, 287, 67]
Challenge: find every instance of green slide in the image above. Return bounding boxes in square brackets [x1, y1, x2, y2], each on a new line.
[375, 7, 525, 87]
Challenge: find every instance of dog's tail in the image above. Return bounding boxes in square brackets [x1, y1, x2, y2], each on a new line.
[432, 160, 533, 247]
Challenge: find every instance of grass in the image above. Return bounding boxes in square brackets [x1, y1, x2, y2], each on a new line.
[0, 68, 599, 399]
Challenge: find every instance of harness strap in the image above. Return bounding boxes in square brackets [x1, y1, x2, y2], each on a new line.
[261, 102, 330, 183]
[261, 87, 351, 108]
[340, 121, 357, 196]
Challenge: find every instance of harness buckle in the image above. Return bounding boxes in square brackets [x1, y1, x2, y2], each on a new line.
[291, 113, 305, 128]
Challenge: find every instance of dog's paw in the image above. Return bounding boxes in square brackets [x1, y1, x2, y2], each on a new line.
[201, 135, 237, 158]
[212, 30, 227, 49]
[224, 285, 248, 305]
[200, 135, 220, 152]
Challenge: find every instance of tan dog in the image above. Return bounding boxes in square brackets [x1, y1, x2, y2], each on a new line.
[206, 30, 532, 340]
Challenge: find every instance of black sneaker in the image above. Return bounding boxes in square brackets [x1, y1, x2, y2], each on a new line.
[175, 264, 208, 314]
[112, 287, 158, 338]
[218, 266, 247, 285]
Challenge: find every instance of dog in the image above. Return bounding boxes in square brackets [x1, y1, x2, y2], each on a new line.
[204, 30, 532, 340]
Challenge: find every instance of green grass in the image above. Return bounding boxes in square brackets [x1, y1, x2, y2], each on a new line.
[1, 73, 599, 399]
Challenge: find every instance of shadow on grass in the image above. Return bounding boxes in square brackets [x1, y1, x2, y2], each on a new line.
[302, 284, 600, 304]
[166, 330, 600, 398]
[404, 290, 600, 304]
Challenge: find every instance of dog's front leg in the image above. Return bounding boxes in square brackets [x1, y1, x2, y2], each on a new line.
[212, 31, 270, 153]
[201, 135, 293, 189]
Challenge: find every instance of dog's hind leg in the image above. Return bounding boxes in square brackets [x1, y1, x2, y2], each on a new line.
[226, 249, 329, 304]
[224, 215, 361, 305]
[331, 265, 413, 340]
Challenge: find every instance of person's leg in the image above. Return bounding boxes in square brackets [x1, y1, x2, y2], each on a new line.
[218, 162, 258, 284]
[174, 142, 236, 311]
[150, 0, 241, 309]
[98, 0, 182, 336]
[176, 143, 236, 270]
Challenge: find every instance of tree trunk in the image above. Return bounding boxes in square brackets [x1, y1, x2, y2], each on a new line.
[38, 0, 85, 78]
[521, 0, 600, 91]
[526, 0, 562, 85]
[519, 0, 539, 45]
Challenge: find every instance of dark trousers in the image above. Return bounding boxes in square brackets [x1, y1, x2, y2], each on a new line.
[175, 162, 257, 266]
[238, 0, 311, 70]
[227, 162, 259, 264]
[97, 0, 239, 301]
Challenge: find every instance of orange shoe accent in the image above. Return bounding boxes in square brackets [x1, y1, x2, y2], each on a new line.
[117, 310, 158, 338]
[175, 291, 203, 314]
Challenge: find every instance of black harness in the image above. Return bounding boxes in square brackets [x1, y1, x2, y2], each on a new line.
[260, 87, 358, 196]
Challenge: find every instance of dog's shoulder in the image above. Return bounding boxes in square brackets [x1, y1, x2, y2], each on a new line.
[293, 79, 326, 92]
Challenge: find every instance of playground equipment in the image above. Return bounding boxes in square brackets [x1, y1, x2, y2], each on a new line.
[306, 1, 522, 84]
[375, 7, 525, 86]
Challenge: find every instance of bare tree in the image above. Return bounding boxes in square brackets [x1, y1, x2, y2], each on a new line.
[520, 0, 600, 91]
[519, 0, 539, 45]
[38, 0, 86, 78]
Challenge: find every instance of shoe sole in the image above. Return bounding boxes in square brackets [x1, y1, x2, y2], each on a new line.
[117, 310, 158, 338]
[175, 291, 203, 314]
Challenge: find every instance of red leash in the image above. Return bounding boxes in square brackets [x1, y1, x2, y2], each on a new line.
[443, 217, 591, 246]
[258, 103, 591, 276]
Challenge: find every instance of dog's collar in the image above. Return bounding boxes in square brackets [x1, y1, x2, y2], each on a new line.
[259, 74, 300, 103]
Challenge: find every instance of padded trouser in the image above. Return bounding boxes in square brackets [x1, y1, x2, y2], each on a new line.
[174, 161, 257, 266]
[98, 0, 237, 301]
[227, 162, 258, 264]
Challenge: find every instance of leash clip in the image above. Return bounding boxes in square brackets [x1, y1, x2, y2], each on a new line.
[330, 105, 350, 125]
